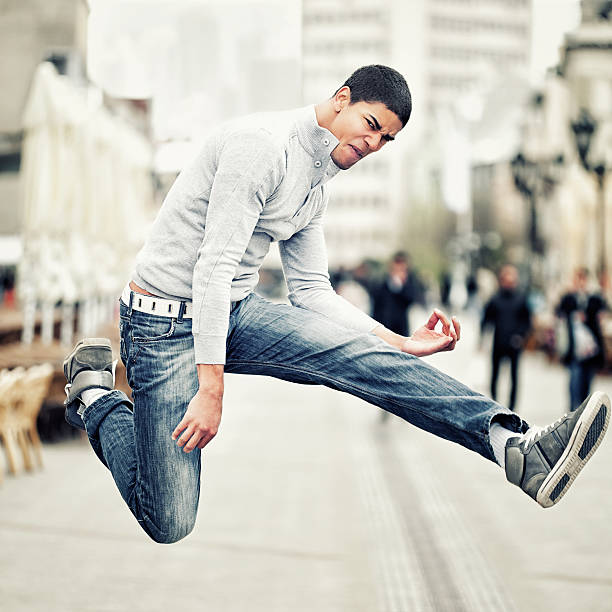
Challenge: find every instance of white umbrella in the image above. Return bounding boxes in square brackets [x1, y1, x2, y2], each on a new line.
[19, 62, 155, 342]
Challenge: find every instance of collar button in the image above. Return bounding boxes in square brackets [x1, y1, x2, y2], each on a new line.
[323, 138, 330, 146]
[314, 160, 322, 168]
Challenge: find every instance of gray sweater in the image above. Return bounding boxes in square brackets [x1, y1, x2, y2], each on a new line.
[134, 105, 379, 364]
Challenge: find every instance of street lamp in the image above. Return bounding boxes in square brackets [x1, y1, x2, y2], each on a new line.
[572, 109, 596, 169]
[571, 108, 608, 276]
[510, 151, 565, 286]
[511, 152, 540, 259]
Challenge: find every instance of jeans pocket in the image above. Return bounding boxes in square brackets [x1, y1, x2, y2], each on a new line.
[119, 317, 129, 364]
[131, 313, 176, 343]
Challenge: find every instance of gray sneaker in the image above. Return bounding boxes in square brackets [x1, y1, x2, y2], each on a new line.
[505, 391, 610, 508]
[63, 338, 114, 430]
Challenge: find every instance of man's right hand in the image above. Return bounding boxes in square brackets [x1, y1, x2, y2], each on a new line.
[171, 364, 224, 453]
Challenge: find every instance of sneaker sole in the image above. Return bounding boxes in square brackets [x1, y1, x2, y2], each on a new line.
[63, 338, 112, 379]
[63, 338, 113, 431]
[536, 391, 610, 508]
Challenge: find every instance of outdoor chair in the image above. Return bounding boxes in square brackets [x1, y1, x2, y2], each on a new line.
[13, 363, 54, 471]
[0, 367, 25, 479]
[0, 364, 53, 479]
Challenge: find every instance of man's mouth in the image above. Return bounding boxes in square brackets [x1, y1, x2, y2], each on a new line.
[349, 144, 364, 159]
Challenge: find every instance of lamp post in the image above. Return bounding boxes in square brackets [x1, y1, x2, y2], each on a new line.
[510, 151, 564, 287]
[511, 152, 540, 257]
[571, 108, 608, 277]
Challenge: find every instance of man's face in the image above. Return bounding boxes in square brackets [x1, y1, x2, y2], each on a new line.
[499, 266, 518, 290]
[390, 259, 408, 279]
[328, 89, 403, 170]
[574, 271, 588, 291]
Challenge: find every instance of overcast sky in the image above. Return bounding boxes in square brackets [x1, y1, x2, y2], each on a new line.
[86, 0, 585, 166]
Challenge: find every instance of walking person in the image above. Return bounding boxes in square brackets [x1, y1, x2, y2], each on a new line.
[480, 265, 532, 411]
[372, 250, 424, 424]
[64, 65, 610, 544]
[372, 251, 422, 337]
[556, 268, 608, 411]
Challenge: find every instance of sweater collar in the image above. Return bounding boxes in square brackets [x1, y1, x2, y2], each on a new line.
[296, 105, 341, 180]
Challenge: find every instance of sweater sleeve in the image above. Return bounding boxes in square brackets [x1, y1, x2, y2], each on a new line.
[192, 131, 280, 364]
[279, 200, 379, 334]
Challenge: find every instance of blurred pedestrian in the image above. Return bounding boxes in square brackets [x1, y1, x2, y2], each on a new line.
[1, 266, 16, 308]
[373, 251, 424, 422]
[465, 272, 479, 312]
[352, 259, 377, 298]
[439, 269, 451, 309]
[480, 265, 531, 411]
[63, 65, 610, 545]
[556, 268, 608, 411]
[335, 268, 372, 315]
[372, 251, 422, 336]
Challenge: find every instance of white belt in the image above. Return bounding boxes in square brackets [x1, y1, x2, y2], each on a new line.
[121, 284, 193, 319]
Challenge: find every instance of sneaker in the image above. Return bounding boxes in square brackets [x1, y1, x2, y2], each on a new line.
[63, 338, 114, 430]
[505, 391, 610, 508]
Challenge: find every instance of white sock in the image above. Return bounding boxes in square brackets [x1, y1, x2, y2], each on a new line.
[489, 423, 521, 468]
[77, 360, 117, 414]
[79, 388, 111, 410]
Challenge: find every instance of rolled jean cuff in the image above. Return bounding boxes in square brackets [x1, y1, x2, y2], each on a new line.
[82, 389, 133, 439]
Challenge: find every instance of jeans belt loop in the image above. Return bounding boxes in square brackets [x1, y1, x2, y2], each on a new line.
[177, 301, 186, 324]
[127, 289, 134, 317]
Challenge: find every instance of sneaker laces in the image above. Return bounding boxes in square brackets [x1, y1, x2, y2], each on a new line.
[521, 414, 567, 449]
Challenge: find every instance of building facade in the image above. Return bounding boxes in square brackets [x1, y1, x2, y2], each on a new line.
[426, 0, 531, 112]
[302, 0, 398, 268]
[301, 0, 533, 271]
[557, 0, 612, 285]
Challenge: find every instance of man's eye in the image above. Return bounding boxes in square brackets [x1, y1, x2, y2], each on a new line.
[366, 119, 374, 128]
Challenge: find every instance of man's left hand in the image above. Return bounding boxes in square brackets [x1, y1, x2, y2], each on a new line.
[401, 309, 461, 357]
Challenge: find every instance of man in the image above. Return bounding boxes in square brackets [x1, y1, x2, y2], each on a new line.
[372, 250, 423, 423]
[64, 65, 609, 544]
[556, 268, 608, 411]
[480, 265, 531, 411]
[372, 251, 422, 338]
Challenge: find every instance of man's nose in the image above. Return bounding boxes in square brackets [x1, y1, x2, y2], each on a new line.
[365, 133, 383, 151]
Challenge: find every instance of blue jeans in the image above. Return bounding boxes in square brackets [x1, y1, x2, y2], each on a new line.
[82, 292, 526, 543]
[491, 347, 521, 411]
[569, 360, 596, 411]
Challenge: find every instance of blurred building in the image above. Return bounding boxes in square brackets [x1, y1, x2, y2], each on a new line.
[302, 1, 400, 268]
[426, 0, 531, 111]
[302, 0, 533, 270]
[556, 0, 612, 285]
[507, 0, 612, 298]
[429, 1, 533, 277]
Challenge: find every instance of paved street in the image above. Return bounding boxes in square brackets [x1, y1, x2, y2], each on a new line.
[1, 311, 612, 612]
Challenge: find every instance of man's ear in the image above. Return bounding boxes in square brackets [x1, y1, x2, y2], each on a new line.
[334, 86, 351, 112]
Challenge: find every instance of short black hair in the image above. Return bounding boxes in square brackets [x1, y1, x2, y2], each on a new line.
[576, 267, 589, 279]
[392, 251, 409, 263]
[336, 65, 412, 126]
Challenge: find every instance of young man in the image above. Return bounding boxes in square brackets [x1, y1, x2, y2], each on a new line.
[64, 65, 610, 544]
[480, 265, 532, 411]
[372, 251, 423, 338]
[556, 268, 608, 411]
